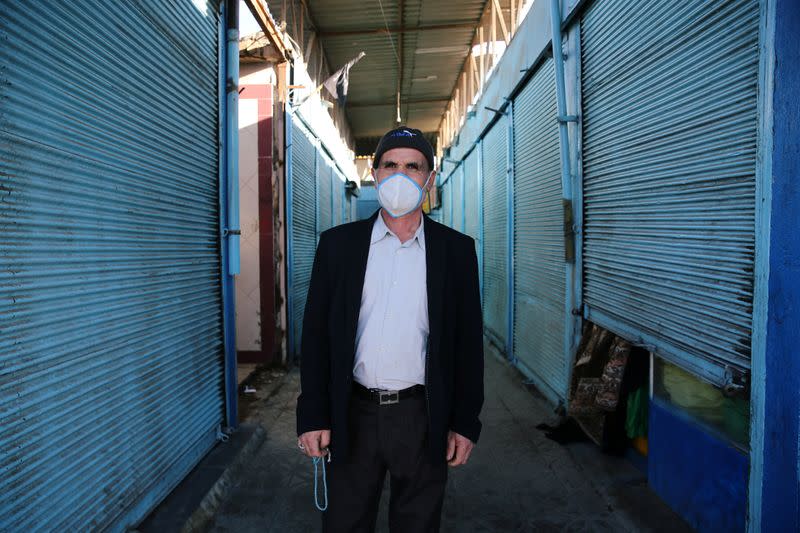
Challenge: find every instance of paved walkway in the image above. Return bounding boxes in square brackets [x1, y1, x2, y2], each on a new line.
[205, 343, 692, 532]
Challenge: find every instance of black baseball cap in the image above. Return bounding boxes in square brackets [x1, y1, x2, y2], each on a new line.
[372, 127, 435, 171]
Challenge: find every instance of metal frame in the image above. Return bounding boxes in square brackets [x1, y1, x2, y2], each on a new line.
[505, 107, 515, 360]
[567, 15, 584, 376]
[748, 0, 777, 527]
[284, 110, 296, 360]
[549, 0, 576, 267]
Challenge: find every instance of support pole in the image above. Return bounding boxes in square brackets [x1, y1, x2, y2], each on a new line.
[222, 0, 240, 428]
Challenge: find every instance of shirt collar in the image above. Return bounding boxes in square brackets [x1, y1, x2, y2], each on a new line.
[371, 211, 426, 251]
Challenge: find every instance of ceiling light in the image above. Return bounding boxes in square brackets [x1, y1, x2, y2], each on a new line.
[411, 75, 438, 82]
[414, 46, 469, 55]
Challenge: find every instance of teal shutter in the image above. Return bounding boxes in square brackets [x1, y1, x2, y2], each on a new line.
[443, 178, 452, 227]
[287, 116, 317, 359]
[451, 165, 464, 232]
[463, 147, 483, 285]
[1, 1, 224, 530]
[334, 170, 344, 226]
[317, 152, 333, 234]
[512, 58, 569, 403]
[481, 119, 509, 347]
[580, 0, 760, 385]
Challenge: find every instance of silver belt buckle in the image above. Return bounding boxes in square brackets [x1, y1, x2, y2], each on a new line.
[378, 390, 399, 405]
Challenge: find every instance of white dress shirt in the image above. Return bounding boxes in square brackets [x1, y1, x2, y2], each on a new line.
[353, 212, 429, 390]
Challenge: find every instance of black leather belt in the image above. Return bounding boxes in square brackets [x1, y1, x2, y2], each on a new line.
[352, 382, 425, 405]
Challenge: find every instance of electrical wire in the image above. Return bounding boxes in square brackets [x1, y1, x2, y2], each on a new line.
[376, 0, 401, 67]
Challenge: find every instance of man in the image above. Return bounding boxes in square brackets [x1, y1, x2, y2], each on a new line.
[297, 126, 484, 532]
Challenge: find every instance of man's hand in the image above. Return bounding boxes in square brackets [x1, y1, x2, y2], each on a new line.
[299, 429, 331, 458]
[446, 431, 474, 466]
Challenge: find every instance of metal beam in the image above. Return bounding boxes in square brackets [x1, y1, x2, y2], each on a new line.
[318, 22, 475, 37]
[348, 98, 450, 108]
[243, 0, 289, 61]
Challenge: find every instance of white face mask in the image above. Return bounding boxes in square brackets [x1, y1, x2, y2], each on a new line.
[376, 172, 434, 218]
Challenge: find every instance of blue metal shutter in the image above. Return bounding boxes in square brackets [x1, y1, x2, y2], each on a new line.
[0, 1, 224, 530]
[316, 152, 333, 234]
[481, 119, 509, 347]
[442, 179, 452, 227]
[512, 58, 569, 404]
[451, 166, 464, 232]
[348, 189, 356, 222]
[464, 147, 483, 284]
[288, 116, 317, 358]
[333, 171, 343, 227]
[581, 0, 760, 385]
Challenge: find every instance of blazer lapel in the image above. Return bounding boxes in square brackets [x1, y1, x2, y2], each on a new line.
[344, 211, 379, 359]
[425, 216, 445, 359]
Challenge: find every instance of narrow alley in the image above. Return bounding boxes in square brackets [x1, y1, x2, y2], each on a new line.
[1, 0, 799, 532]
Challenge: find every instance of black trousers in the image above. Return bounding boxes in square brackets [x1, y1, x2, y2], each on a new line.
[322, 391, 448, 533]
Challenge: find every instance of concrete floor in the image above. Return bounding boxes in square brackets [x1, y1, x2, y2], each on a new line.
[204, 343, 693, 532]
[237, 363, 258, 386]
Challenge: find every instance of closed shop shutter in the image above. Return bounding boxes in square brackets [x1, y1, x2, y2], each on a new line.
[481, 119, 509, 347]
[442, 179, 452, 227]
[288, 116, 317, 358]
[0, 2, 224, 530]
[333, 171, 339, 226]
[451, 166, 464, 232]
[349, 190, 357, 222]
[464, 148, 481, 240]
[317, 152, 333, 234]
[463, 146, 483, 288]
[581, 0, 760, 385]
[333, 171, 343, 227]
[512, 58, 569, 403]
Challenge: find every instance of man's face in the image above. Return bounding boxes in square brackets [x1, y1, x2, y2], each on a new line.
[372, 147, 435, 191]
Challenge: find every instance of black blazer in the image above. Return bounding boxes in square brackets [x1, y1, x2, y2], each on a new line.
[296, 210, 484, 463]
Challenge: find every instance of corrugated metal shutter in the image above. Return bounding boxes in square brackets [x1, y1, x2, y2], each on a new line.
[512, 58, 569, 403]
[581, 0, 760, 385]
[442, 179, 452, 227]
[345, 192, 351, 223]
[333, 171, 343, 227]
[0, 1, 224, 530]
[464, 147, 482, 286]
[451, 166, 464, 232]
[481, 119, 509, 347]
[288, 116, 317, 358]
[464, 148, 481, 240]
[317, 152, 333, 234]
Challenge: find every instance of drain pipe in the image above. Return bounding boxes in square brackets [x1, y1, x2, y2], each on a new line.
[222, 0, 240, 429]
[549, 0, 577, 265]
[226, 1, 241, 276]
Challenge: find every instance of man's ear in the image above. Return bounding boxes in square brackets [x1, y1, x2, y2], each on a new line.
[426, 171, 437, 190]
